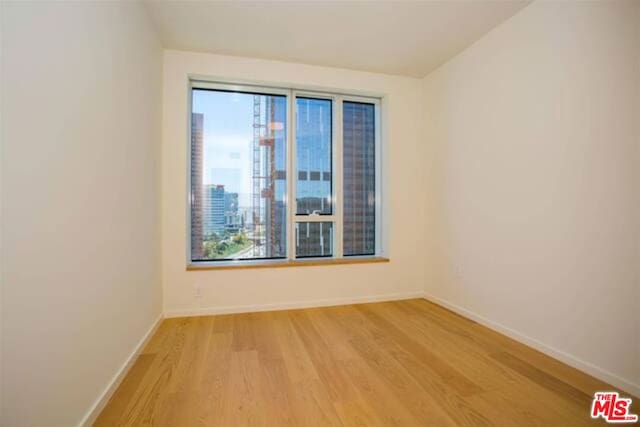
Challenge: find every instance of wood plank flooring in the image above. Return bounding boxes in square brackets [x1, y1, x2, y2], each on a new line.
[95, 299, 631, 426]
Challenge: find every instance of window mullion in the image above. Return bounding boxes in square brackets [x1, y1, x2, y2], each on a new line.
[375, 101, 382, 257]
[294, 215, 337, 223]
[287, 90, 296, 261]
[334, 97, 344, 258]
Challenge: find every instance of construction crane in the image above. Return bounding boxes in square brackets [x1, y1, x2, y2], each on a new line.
[251, 96, 277, 258]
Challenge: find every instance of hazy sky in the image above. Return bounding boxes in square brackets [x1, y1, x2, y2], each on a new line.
[193, 90, 252, 207]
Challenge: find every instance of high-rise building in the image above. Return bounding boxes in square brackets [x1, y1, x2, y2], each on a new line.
[295, 98, 332, 215]
[292, 99, 333, 257]
[203, 184, 226, 237]
[343, 102, 376, 255]
[224, 192, 238, 216]
[251, 95, 287, 258]
[190, 113, 204, 259]
[295, 221, 332, 257]
[224, 192, 241, 232]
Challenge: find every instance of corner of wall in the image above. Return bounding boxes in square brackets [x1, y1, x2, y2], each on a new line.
[0, 0, 5, 421]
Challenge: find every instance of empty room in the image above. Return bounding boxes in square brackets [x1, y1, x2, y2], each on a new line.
[1, 0, 638, 425]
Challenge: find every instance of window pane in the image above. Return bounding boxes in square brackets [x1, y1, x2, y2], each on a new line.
[296, 98, 332, 215]
[191, 89, 287, 261]
[295, 222, 333, 258]
[343, 101, 376, 256]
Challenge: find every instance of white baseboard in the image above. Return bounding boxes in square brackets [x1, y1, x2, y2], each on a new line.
[422, 292, 640, 398]
[164, 291, 425, 318]
[79, 314, 164, 427]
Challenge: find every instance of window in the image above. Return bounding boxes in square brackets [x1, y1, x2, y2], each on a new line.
[190, 89, 287, 261]
[295, 98, 332, 215]
[189, 81, 381, 264]
[343, 101, 376, 256]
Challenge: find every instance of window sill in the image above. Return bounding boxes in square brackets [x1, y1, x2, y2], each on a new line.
[186, 257, 389, 271]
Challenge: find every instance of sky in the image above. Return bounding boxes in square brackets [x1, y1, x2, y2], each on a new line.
[192, 89, 331, 211]
[192, 89, 284, 208]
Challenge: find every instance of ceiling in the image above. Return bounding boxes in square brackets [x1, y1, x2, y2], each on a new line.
[145, 1, 531, 78]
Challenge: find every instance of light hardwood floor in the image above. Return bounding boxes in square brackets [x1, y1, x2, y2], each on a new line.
[95, 299, 631, 426]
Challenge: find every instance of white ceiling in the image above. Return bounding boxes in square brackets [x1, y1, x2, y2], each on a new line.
[145, 1, 531, 78]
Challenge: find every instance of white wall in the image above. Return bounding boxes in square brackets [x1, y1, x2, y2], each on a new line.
[162, 51, 425, 316]
[636, 0, 640, 393]
[0, 1, 4, 418]
[1, 2, 162, 425]
[423, 0, 640, 395]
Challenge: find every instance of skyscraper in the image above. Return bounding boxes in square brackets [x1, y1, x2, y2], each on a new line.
[295, 98, 332, 215]
[224, 192, 241, 232]
[343, 102, 376, 255]
[203, 184, 226, 236]
[191, 113, 204, 259]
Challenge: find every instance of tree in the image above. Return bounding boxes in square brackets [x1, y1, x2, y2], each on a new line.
[233, 232, 247, 245]
[217, 241, 229, 255]
[203, 240, 218, 258]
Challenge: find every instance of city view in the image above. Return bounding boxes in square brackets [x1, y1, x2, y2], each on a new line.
[191, 90, 287, 261]
[191, 89, 376, 261]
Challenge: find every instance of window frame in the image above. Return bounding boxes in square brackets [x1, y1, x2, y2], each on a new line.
[187, 79, 383, 268]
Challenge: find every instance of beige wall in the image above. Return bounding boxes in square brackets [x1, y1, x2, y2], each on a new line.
[1, 2, 162, 425]
[423, 0, 640, 395]
[162, 51, 425, 316]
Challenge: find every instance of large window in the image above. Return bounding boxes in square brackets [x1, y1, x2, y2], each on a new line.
[189, 82, 381, 264]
